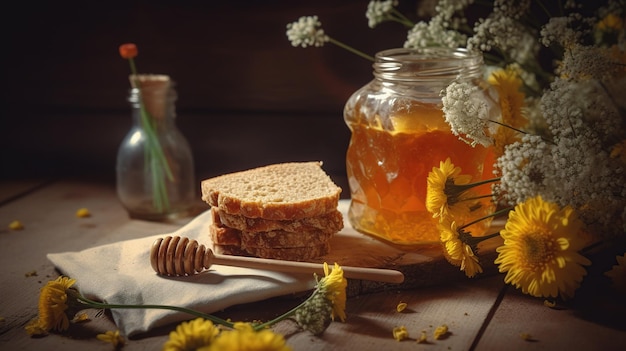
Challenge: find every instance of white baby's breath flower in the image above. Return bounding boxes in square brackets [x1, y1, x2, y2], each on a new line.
[435, 0, 474, 22]
[557, 44, 620, 81]
[286, 16, 329, 48]
[540, 16, 582, 48]
[442, 80, 498, 147]
[494, 134, 552, 205]
[404, 18, 466, 49]
[468, 15, 538, 64]
[366, 0, 398, 28]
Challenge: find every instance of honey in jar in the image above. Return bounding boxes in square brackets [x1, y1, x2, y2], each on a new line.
[344, 48, 496, 245]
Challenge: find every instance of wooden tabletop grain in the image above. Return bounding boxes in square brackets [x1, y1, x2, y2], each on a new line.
[1, 180, 624, 351]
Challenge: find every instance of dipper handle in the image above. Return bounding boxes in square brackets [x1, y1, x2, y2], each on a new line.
[150, 236, 404, 284]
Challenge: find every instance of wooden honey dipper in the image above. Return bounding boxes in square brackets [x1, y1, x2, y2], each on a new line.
[150, 236, 404, 284]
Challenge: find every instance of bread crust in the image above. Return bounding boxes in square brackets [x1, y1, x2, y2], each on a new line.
[201, 162, 342, 220]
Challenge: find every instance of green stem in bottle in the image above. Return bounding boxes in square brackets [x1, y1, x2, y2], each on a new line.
[127, 57, 174, 212]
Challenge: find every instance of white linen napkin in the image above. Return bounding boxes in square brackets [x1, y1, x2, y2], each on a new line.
[47, 208, 319, 337]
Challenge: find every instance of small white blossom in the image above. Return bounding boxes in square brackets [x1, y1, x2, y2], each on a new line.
[286, 16, 329, 48]
[442, 81, 499, 147]
[366, 0, 398, 28]
[540, 16, 582, 48]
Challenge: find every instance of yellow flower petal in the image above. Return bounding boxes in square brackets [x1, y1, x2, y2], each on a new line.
[392, 326, 409, 341]
[433, 324, 449, 340]
[9, 220, 24, 230]
[206, 322, 291, 351]
[163, 318, 218, 351]
[396, 302, 407, 312]
[97, 330, 124, 347]
[76, 208, 91, 218]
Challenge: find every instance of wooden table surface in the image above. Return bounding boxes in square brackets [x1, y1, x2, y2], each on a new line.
[1, 179, 625, 351]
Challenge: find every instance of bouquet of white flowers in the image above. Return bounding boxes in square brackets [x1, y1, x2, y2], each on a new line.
[287, 0, 625, 300]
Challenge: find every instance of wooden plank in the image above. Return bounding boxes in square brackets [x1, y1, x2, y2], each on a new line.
[475, 286, 626, 350]
[0, 180, 49, 205]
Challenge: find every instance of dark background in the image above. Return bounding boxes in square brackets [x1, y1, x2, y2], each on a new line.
[0, 0, 419, 192]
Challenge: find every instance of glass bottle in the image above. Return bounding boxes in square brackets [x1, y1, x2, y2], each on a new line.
[344, 48, 496, 245]
[116, 74, 196, 221]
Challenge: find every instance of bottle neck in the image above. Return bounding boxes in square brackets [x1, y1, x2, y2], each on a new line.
[372, 47, 484, 96]
[128, 86, 177, 128]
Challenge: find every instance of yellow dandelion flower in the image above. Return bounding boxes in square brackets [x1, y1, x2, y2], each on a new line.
[438, 220, 483, 278]
[605, 253, 626, 294]
[25, 276, 79, 335]
[203, 322, 291, 351]
[319, 262, 347, 322]
[396, 302, 407, 312]
[433, 324, 449, 340]
[76, 208, 91, 218]
[97, 330, 124, 348]
[392, 326, 409, 341]
[426, 158, 475, 221]
[495, 196, 591, 299]
[163, 318, 219, 351]
[9, 220, 24, 230]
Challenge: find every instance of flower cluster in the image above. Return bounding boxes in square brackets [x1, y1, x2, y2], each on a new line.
[26, 263, 347, 350]
[286, 0, 626, 300]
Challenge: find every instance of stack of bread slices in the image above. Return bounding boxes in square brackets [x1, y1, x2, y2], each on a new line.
[201, 162, 344, 261]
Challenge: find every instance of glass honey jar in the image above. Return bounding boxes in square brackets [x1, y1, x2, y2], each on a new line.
[344, 48, 495, 245]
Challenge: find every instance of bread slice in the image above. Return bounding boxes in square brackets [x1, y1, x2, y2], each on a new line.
[209, 208, 241, 246]
[209, 223, 241, 246]
[208, 218, 333, 248]
[215, 208, 344, 234]
[240, 228, 333, 248]
[201, 162, 342, 220]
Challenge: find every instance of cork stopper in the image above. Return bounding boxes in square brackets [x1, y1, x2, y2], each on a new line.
[129, 74, 171, 120]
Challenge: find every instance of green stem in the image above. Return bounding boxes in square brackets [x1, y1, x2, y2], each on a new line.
[459, 206, 513, 230]
[328, 37, 375, 62]
[465, 231, 502, 246]
[76, 295, 235, 329]
[461, 193, 495, 202]
[127, 57, 174, 212]
[451, 177, 501, 194]
[390, 9, 414, 28]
